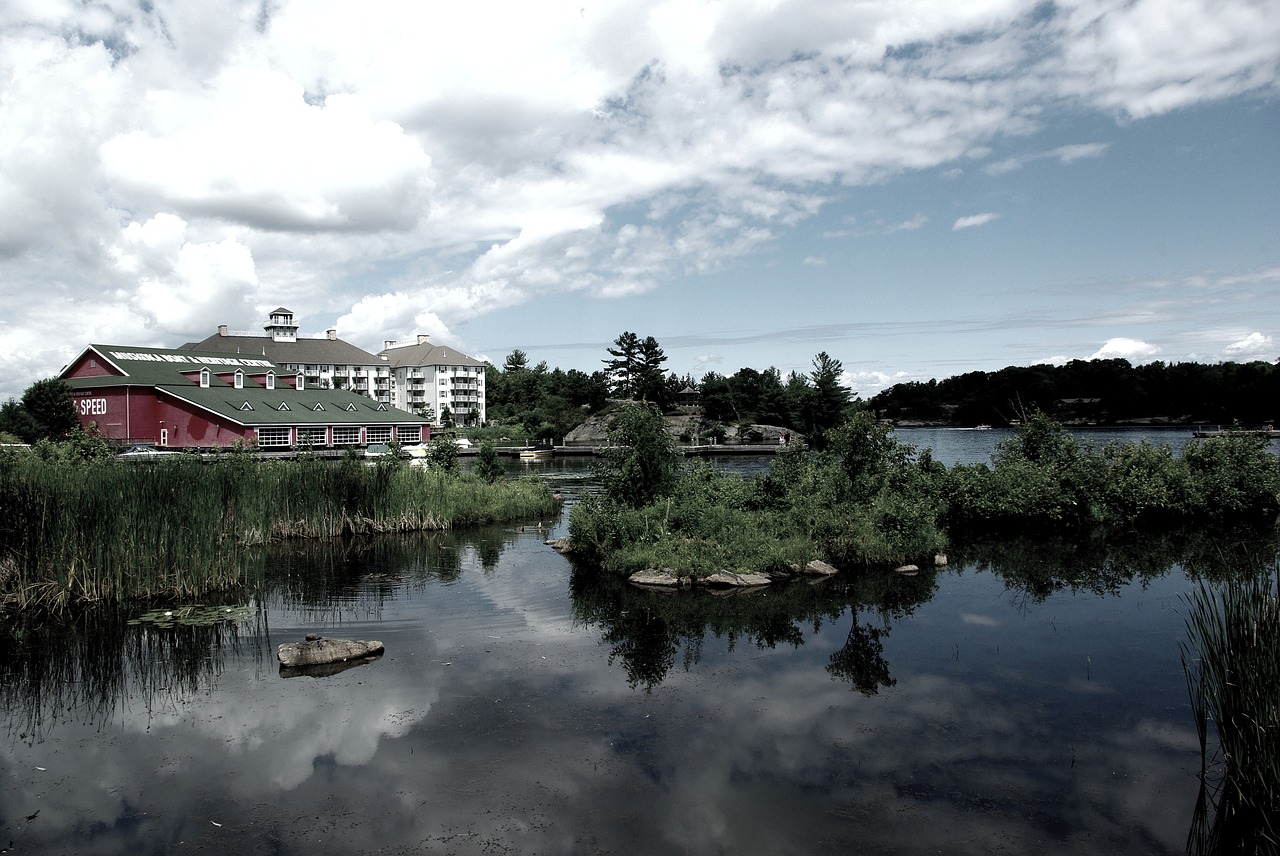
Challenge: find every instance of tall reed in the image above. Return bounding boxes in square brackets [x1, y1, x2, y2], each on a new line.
[0, 454, 559, 609]
[1180, 568, 1279, 855]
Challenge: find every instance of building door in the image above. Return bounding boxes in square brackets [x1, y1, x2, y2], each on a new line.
[159, 428, 169, 447]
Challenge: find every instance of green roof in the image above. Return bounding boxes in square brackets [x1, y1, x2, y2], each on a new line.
[64, 344, 427, 427]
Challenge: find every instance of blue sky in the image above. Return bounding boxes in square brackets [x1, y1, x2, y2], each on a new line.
[1, 0, 1276, 401]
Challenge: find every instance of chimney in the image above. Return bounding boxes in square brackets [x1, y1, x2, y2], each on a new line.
[218, 325, 228, 337]
[384, 340, 396, 350]
[326, 328, 337, 340]
[417, 334, 430, 345]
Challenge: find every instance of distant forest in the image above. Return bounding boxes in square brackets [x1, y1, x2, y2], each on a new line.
[866, 358, 1280, 426]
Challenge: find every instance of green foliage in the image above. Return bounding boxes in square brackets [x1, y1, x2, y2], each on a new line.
[474, 441, 505, 483]
[423, 437, 460, 474]
[594, 401, 683, 508]
[573, 410, 1280, 580]
[21, 378, 80, 440]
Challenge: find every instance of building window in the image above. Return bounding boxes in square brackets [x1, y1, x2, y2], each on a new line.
[200, 368, 210, 388]
[333, 426, 360, 445]
[265, 371, 275, 390]
[296, 372, 305, 391]
[238, 401, 253, 411]
[398, 426, 422, 444]
[256, 427, 291, 447]
[312, 403, 325, 412]
[234, 369, 244, 389]
[366, 426, 392, 444]
[277, 402, 291, 411]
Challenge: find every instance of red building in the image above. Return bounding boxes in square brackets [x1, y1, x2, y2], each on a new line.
[60, 344, 430, 450]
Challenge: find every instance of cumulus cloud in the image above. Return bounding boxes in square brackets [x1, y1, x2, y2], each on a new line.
[952, 213, 1001, 231]
[1222, 331, 1274, 358]
[0, 0, 1277, 394]
[1091, 337, 1161, 361]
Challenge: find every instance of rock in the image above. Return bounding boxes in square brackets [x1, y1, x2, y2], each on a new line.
[801, 560, 839, 576]
[934, 553, 948, 567]
[278, 637, 384, 668]
[894, 564, 919, 576]
[701, 571, 772, 588]
[280, 655, 381, 679]
[628, 570, 681, 587]
[545, 537, 573, 554]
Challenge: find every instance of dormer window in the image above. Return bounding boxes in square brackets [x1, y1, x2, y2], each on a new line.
[200, 368, 210, 388]
[296, 372, 305, 391]
[265, 371, 275, 390]
[277, 402, 291, 412]
[312, 403, 325, 412]
[234, 369, 244, 390]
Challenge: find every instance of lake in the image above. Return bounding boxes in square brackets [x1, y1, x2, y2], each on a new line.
[2, 428, 1275, 854]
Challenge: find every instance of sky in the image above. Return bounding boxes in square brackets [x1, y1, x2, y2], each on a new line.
[1, 0, 1277, 402]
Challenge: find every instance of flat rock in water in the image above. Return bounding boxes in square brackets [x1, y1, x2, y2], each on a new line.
[894, 564, 919, 576]
[629, 570, 681, 587]
[278, 638, 384, 668]
[702, 571, 772, 588]
[801, 560, 839, 576]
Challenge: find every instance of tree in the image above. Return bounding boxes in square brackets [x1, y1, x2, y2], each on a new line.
[595, 402, 683, 508]
[604, 331, 643, 397]
[503, 349, 530, 373]
[0, 398, 40, 444]
[21, 378, 80, 440]
[632, 336, 671, 407]
[474, 441, 505, 483]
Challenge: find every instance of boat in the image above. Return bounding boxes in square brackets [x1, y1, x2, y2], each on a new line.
[518, 446, 554, 461]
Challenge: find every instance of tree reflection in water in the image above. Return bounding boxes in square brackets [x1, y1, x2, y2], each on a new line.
[567, 523, 1280, 694]
[568, 563, 939, 692]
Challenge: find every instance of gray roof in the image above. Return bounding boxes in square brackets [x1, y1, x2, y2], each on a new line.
[183, 333, 381, 366]
[378, 340, 485, 369]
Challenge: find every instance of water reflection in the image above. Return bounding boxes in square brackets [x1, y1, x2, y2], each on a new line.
[570, 565, 939, 694]
[3, 519, 1278, 855]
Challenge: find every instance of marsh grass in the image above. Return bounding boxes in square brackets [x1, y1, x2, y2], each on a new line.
[0, 455, 558, 609]
[1181, 568, 1280, 855]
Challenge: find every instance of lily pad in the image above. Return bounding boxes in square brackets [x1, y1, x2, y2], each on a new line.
[128, 604, 257, 627]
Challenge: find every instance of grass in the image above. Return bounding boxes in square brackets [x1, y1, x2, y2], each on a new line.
[1181, 568, 1280, 855]
[0, 454, 559, 610]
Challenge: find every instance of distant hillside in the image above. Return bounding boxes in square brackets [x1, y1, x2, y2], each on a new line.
[867, 358, 1279, 426]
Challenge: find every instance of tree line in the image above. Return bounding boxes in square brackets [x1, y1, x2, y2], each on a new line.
[485, 331, 854, 443]
[867, 358, 1280, 426]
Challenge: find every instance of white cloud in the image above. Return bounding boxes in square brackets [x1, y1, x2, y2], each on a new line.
[984, 142, 1110, 175]
[1222, 331, 1274, 358]
[952, 213, 1001, 230]
[0, 0, 1277, 395]
[1090, 337, 1160, 361]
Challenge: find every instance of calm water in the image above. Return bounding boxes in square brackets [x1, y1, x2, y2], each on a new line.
[3, 429, 1275, 855]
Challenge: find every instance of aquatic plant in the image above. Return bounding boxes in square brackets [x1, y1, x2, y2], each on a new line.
[0, 453, 559, 610]
[1181, 569, 1279, 855]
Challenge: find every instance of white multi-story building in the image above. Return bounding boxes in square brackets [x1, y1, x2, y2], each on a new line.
[378, 335, 487, 426]
[185, 309, 487, 426]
